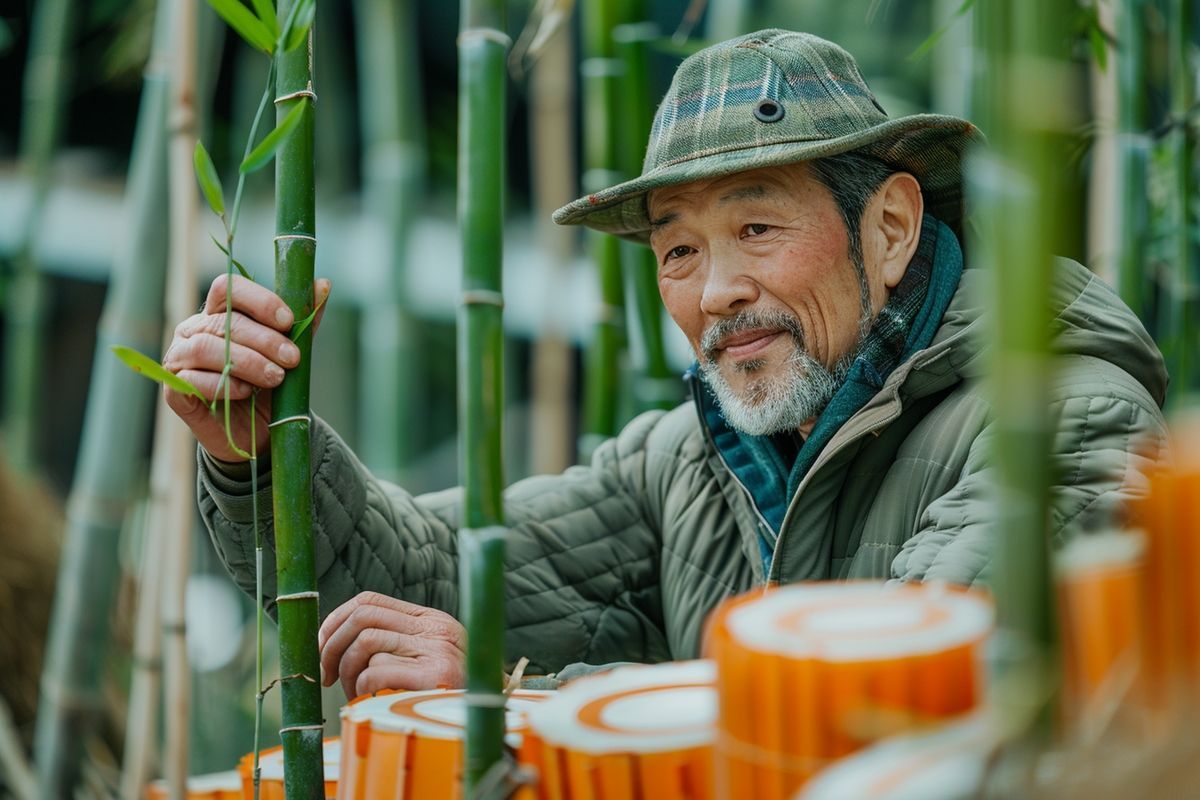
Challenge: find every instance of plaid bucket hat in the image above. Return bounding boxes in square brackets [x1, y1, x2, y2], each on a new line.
[553, 29, 982, 243]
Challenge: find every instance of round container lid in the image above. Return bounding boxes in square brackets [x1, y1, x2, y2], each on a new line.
[258, 738, 341, 782]
[342, 688, 552, 745]
[527, 660, 716, 755]
[797, 714, 993, 800]
[724, 583, 993, 662]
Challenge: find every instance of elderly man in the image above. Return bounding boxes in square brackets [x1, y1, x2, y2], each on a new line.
[166, 30, 1168, 697]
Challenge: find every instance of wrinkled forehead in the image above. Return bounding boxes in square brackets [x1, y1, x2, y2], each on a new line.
[646, 162, 816, 232]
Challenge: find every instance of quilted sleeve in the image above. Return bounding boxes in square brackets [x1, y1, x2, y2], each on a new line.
[198, 412, 673, 673]
[889, 380, 1169, 586]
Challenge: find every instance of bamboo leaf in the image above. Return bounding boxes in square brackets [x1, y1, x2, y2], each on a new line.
[111, 346, 206, 401]
[240, 101, 306, 174]
[289, 291, 327, 342]
[206, 0, 276, 53]
[250, 0, 279, 40]
[908, 0, 975, 62]
[1089, 24, 1108, 72]
[193, 142, 225, 217]
[209, 233, 255, 281]
[279, 0, 315, 52]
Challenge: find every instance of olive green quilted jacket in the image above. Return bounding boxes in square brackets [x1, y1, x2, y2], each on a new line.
[199, 259, 1168, 675]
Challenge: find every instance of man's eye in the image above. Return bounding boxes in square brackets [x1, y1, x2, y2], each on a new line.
[664, 245, 693, 262]
[743, 223, 771, 237]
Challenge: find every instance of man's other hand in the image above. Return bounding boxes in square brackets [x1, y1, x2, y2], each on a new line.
[162, 274, 331, 462]
[318, 591, 467, 699]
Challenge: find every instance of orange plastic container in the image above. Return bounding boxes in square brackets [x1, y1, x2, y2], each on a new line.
[797, 714, 994, 799]
[145, 771, 241, 800]
[336, 688, 551, 800]
[238, 738, 340, 800]
[706, 582, 993, 800]
[1055, 531, 1145, 729]
[519, 661, 716, 800]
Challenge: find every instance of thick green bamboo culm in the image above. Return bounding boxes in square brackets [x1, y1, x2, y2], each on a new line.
[353, 0, 427, 482]
[1163, 0, 1196, 402]
[4, 0, 77, 471]
[614, 21, 680, 414]
[1114, 0, 1150, 321]
[269, 2, 324, 798]
[457, 0, 509, 791]
[33, 3, 173, 794]
[970, 0, 1071, 746]
[580, 0, 629, 461]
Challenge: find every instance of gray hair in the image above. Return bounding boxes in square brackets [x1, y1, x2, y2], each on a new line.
[806, 152, 899, 319]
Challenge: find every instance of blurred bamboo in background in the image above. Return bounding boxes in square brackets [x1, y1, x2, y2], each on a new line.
[4, 0, 77, 472]
[353, 0, 427, 483]
[528, 8, 577, 475]
[615, 18, 681, 415]
[579, 0, 627, 461]
[1115, 0, 1151, 321]
[33, 1, 173, 794]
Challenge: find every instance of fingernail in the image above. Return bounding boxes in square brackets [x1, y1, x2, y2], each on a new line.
[267, 363, 285, 384]
[276, 306, 293, 327]
[279, 342, 301, 365]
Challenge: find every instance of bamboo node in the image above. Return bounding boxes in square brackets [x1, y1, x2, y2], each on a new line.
[268, 415, 311, 429]
[278, 723, 324, 734]
[274, 88, 317, 105]
[275, 590, 319, 601]
[273, 234, 317, 243]
[461, 289, 505, 308]
[260, 672, 319, 698]
[458, 27, 513, 49]
[462, 692, 509, 708]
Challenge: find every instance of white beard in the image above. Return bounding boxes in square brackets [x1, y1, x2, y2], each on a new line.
[698, 310, 851, 437]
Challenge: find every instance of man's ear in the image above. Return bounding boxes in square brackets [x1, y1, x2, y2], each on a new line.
[866, 172, 924, 290]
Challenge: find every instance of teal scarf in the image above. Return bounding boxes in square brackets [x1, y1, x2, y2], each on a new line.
[692, 214, 964, 573]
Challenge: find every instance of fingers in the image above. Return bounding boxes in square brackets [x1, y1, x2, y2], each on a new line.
[176, 311, 302, 370]
[318, 592, 466, 697]
[205, 274, 295, 331]
[355, 654, 465, 697]
[311, 278, 332, 337]
[164, 332, 289, 391]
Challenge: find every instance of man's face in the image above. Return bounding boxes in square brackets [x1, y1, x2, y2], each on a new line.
[648, 163, 877, 436]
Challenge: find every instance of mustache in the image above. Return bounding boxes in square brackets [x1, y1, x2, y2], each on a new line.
[700, 309, 806, 363]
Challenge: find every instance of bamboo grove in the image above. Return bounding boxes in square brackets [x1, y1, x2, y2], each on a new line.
[1, 0, 1198, 797]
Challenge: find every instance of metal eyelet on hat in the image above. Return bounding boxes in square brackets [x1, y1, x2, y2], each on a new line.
[754, 99, 785, 123]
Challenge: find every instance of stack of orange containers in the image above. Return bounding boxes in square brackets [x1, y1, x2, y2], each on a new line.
[1055, 531, 1145, 728]
[519, 661, 717, 800]
[706, 582, 993, 799]
[336, 688, 551, 799]
[145, 771, 242, 800]
[797, 714, 993, 799]
[239, 738, 340, 799]
[1134, 419, 1200, 719]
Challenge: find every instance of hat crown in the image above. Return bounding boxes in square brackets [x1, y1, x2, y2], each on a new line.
[645, 30, 889, 175]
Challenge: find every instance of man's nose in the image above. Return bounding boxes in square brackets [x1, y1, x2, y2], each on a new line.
[699, 253, 759, 316]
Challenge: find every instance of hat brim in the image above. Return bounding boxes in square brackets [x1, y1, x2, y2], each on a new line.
[553, 113, 982, 245]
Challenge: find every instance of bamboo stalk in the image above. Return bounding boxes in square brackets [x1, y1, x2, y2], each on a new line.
[579, 0, 627, 461]
[0, 695, 35, 800]
[705, 0, 756, 40]
[117, 494, 164, 800]
[160, 0, 201, 795]
[969, 0, 1073, 750]
[353, 0, 426, 483]
[614, 20, 680, 415]
[4, 0, 77, 471]
[1163, 0, 1196, 403]
[528, 15, 576, 475]
[457, 0, 509, 791]
[1114, 0, 1150, 319]
[269, 2, 324, 797]
[33, 2, 174, 794]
